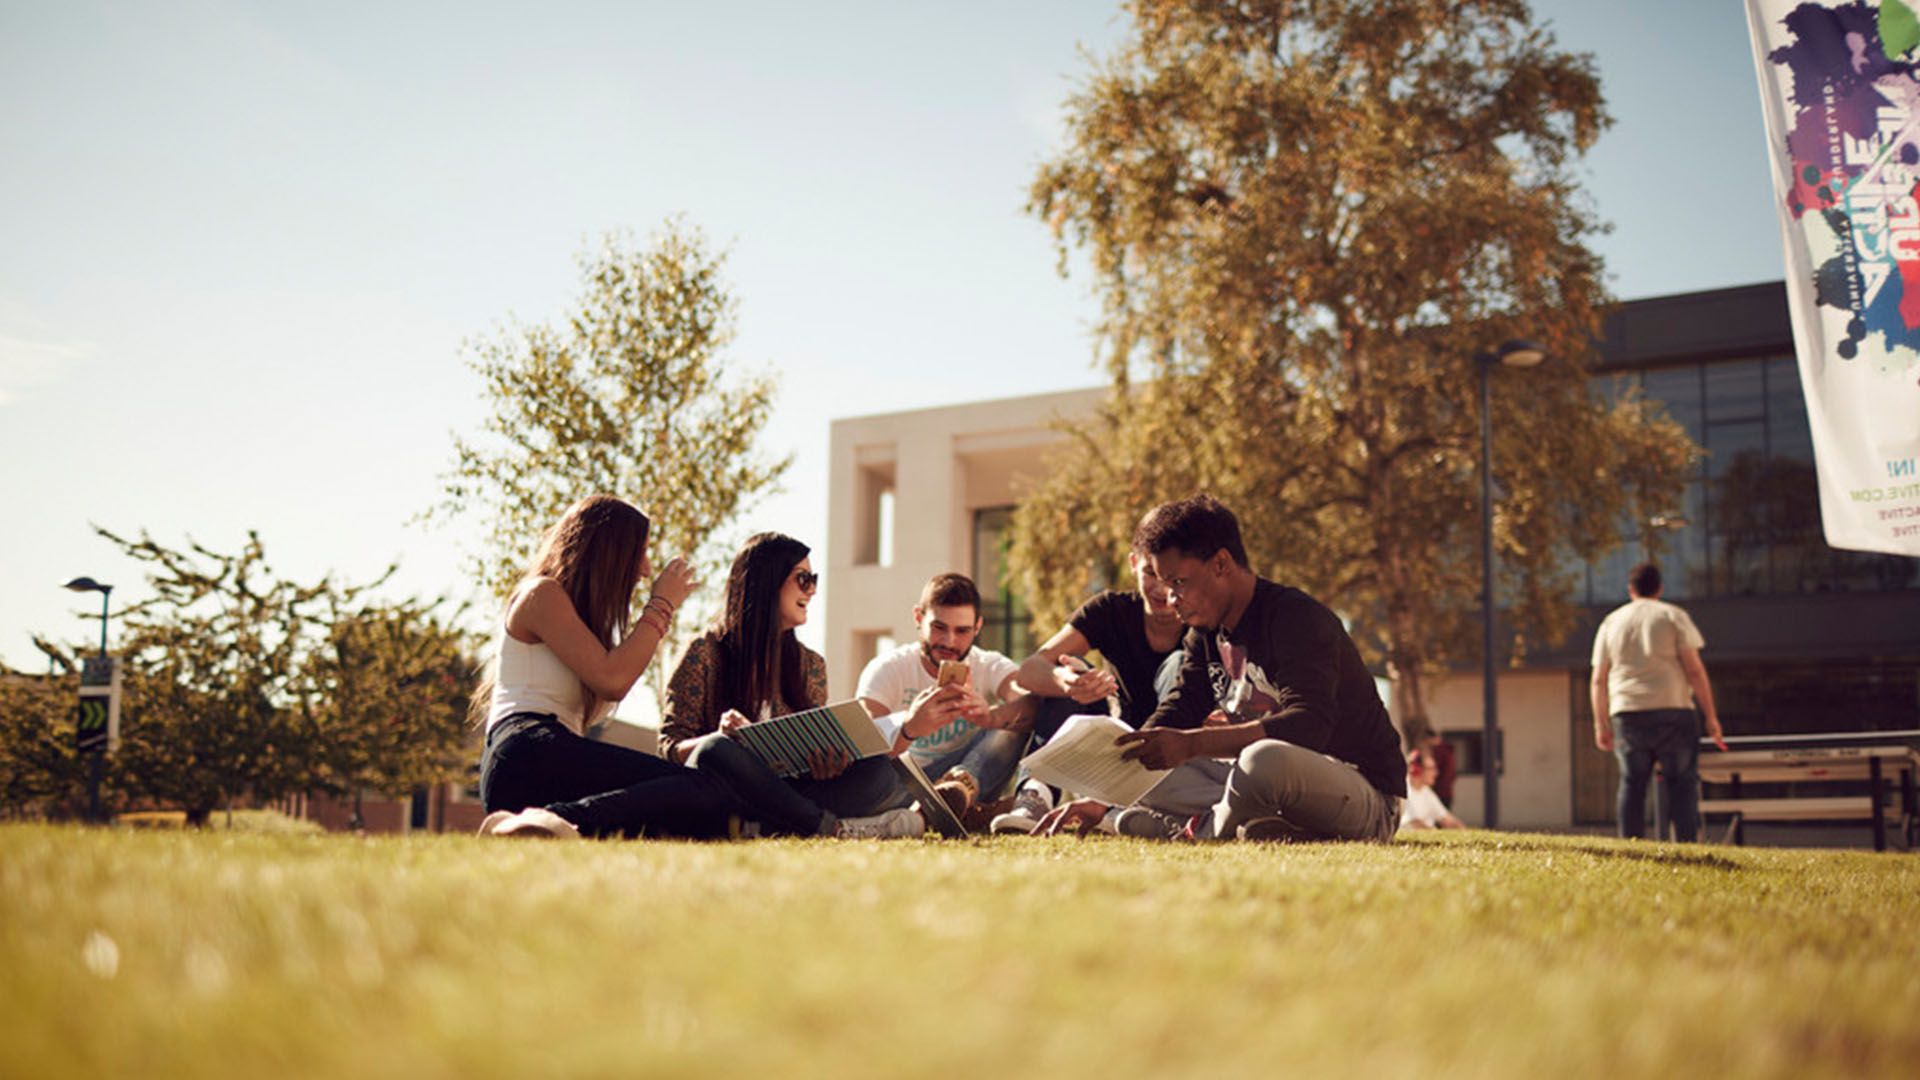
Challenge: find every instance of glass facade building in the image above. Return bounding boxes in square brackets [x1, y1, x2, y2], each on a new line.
[1585, 355, 1916, 605]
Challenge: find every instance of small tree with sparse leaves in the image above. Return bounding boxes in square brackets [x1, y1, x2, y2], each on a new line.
[430, 219, 790, 704]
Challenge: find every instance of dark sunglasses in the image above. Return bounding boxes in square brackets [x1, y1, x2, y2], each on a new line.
[793, 570, 820, 592]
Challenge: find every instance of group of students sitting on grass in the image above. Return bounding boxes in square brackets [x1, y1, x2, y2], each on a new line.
[476, 492, 1465, 842]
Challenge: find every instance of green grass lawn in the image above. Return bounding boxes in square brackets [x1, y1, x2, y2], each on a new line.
[3, 824, 1916, 1079]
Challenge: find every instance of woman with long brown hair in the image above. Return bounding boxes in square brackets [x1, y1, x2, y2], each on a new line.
[660, 532, 921, 838]
[477, 494, 737, 838]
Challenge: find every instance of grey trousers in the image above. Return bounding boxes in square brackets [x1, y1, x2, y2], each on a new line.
[1142, 757, 1233, 816]
[1144, 739, 1398, 842]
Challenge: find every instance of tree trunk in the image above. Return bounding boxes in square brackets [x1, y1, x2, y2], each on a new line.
[1373, 460, 1432, 750]
[1381, 581, 1433, 748]
[1390, 660, 1434, 748]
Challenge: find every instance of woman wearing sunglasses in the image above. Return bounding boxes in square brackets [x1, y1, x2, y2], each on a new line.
[660, 532, 921, 838]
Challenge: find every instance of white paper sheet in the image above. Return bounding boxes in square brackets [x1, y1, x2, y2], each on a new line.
[1020, 713, 1171, 807]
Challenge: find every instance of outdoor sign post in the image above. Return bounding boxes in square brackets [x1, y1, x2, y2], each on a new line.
[77, 655, 121, 822]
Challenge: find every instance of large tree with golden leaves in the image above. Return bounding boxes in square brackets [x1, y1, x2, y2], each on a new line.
[1011, 0, 1696, 740]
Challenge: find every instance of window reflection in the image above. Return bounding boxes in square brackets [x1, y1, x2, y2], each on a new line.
[1584, 354, 1914, 600]
[1667, 481, 1707, 599]
[972, 506, 1034, 659]
[1705, 361, 1764, 423]
[1708, 421, 1768, 594]
[1641, 367, 1702, 435]
[1765, 355, 1803, 423]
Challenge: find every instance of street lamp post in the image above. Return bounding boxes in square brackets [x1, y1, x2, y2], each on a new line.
[1476, 340, 1545, 830]
[64, 577, 114, 823]
[63, 577, 113, 658]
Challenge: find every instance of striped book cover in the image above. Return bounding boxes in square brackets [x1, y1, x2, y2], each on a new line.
[733, 700, 895, 779]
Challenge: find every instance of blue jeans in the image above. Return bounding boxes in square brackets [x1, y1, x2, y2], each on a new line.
[910, 727, 1028, 802]
[1030, 696, 1085, 745]
[684, 732, 909, 836]
[1612, 709, 1702, 841]
[1152, 649, 1185, 703]
[480, 714, 739, 839]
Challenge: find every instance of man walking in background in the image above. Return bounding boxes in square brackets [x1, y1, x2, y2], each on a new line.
[1591, 562, 1726, 842]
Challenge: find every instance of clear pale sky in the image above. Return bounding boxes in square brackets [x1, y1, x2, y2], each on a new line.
[0, 1, 1779, 675]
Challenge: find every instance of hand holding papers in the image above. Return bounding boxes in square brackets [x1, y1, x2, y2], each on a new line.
[1020, 713, 1171, 808]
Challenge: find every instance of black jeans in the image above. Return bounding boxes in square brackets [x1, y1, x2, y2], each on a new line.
[1612, 708, 1702, 842]
[481, 714, 740, 839]
[683, 732, 909, 836]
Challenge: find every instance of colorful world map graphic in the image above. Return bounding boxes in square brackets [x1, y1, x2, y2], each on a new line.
[1772, 0, 1920, 368]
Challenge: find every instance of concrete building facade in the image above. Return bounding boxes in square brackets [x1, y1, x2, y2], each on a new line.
[823, 387, 1104, 698]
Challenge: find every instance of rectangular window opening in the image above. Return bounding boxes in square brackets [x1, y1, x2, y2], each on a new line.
[854, 455, 896, 567]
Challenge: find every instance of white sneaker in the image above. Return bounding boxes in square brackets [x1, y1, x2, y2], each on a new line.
[488, 807, 582, 840]
[835, 806, 926, 839]
[477, 810, 515, 837]
[990, 781, 1056, 835]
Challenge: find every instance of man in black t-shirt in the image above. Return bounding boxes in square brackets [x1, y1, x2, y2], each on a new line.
[1041, 494, 1405, 842]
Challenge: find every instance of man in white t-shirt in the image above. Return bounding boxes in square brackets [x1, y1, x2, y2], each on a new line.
[1590, 562, 1726, 842]
[857, 573, 1036, 824]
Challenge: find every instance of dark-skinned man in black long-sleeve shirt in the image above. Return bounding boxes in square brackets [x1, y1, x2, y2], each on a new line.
[1040, 494, 1405, 842]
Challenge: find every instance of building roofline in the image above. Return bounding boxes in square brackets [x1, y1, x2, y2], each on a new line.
[833, 280, 1797, 428]
[830, 384, 1105, 427]
[1594, 280, 1791, 370]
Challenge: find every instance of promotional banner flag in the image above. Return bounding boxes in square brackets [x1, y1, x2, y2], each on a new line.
[1747, 0, 1920, 555]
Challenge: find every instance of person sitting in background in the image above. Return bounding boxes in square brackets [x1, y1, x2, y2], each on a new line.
[660, 532, 923, 839]
[476, 494, 737, 840]
[1399, 747, 1466, 832]
[1420, 730, 1457, 806]
[857, 572, 1036, 829]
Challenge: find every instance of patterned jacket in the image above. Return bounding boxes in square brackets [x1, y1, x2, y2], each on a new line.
[658, 629, 828, 762]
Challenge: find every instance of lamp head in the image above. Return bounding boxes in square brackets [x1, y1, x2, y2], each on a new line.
[63, 577, 111, 594]
[1491, 339, 1546, 368]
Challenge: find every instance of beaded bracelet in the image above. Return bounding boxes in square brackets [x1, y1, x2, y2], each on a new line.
[639, 611, 670, 637]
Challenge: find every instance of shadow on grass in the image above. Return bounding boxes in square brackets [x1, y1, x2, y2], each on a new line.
[1439, 835, 1746, 872]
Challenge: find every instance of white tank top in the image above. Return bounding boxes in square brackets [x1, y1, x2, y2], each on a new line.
[487, 628, 593, 737]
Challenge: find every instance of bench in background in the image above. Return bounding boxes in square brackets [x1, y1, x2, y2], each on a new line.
[1698, 736, 1919, 852]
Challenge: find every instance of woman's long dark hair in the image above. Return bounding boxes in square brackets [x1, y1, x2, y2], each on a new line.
[713, 532, 811, 721]
[470, 494, 650, 725]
